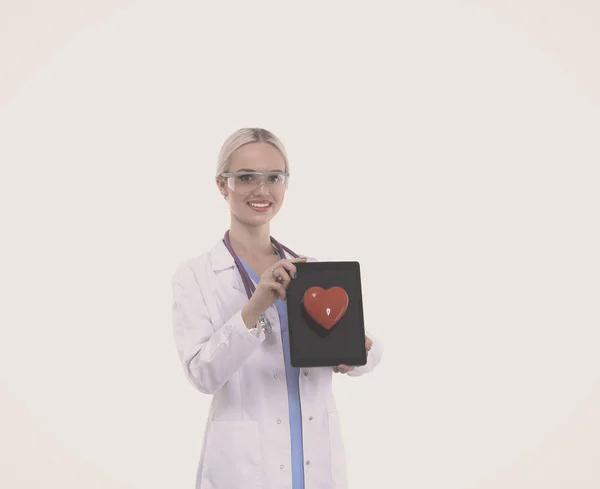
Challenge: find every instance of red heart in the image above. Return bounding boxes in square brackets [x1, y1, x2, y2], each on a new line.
[302, 286, 349, 330]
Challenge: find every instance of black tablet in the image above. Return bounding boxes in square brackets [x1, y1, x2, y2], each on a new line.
[285, 261, 367, 368]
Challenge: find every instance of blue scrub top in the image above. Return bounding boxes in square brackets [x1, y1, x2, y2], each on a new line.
[238, 256, 305, 489]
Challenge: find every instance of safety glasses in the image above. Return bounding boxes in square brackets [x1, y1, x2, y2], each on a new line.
[219, 170, 290, 192]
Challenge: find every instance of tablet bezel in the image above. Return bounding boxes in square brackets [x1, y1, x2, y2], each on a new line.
[285, 261, 367, 368]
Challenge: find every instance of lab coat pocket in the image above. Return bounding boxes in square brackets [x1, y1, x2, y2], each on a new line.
[200, 421, 262, 489]
[328, 411, 348, 488]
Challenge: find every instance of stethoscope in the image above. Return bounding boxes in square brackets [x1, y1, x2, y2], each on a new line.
[222, 230, 299, 334]
[222, 229, 299, 300]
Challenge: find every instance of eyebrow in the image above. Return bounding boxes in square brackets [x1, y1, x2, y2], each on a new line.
[236, 168, 285, 173]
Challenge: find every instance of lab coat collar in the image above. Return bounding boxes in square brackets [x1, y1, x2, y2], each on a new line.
[208, 239, 235, 272]
[207, 238, 291, 294]
[208, 238, 292, 271]
[208, 239, 246, 294]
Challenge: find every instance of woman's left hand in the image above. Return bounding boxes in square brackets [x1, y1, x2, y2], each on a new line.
[333, 336, 373, 374]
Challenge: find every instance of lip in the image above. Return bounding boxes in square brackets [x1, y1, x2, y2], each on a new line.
[247, 201, 272, 212]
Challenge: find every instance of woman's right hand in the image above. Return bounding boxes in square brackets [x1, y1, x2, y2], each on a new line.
[243, 257, 308, 325]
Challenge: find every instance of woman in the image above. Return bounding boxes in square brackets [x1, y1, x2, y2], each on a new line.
[172, 128, 383, 489]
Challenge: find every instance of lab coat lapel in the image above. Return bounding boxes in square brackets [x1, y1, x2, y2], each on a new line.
[207, 237, 292, 296]
[208, 239, 247, 294]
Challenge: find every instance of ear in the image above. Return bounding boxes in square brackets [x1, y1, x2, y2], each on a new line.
[216, 176, 227, 196]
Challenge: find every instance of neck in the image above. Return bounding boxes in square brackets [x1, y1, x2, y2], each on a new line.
[228, 217, 274, 257]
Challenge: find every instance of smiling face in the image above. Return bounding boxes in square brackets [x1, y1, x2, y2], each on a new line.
[217, 142, 287, 227]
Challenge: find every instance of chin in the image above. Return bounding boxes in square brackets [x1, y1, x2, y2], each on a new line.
[249, 210, 278, 223]
[234, 208, 279, 226]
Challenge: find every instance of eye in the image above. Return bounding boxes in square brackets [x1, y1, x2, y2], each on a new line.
[238, 174, 254, 182]
[269, 174, 284, 183]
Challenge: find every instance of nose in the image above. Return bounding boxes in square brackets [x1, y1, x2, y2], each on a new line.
[253, 181, 270, 196]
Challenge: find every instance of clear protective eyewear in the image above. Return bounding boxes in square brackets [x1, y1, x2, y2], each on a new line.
[220, 170, 290, 193]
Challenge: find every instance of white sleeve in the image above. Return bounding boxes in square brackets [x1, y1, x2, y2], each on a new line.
[346, 329, 383, 377]
[172, 265, 265, 394]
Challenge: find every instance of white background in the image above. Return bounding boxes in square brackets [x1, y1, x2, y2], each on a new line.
[1, 1, 599, 488]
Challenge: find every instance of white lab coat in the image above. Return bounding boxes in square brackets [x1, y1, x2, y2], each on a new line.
[172, 238, 383, 489]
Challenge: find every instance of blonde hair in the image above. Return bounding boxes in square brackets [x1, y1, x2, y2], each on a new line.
[216, 128, 290, 176]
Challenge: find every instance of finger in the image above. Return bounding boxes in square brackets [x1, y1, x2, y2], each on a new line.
[275, 260, 300, 279]
[279, 256, 309, 277]
[332, 366, 340, 373]
[273, 267, 292, 289]
[265, 279, 287, 300]
[271, 282, 286, 300]
[272, 265, 292, 287]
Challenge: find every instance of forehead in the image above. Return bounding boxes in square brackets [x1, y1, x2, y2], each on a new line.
[228, 142, 286, 172]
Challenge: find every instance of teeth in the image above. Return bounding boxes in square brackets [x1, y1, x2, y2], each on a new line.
[249, 203, 269, 208]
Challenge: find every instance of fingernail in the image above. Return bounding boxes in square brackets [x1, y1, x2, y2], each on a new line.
[293, 272, 297, 279]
